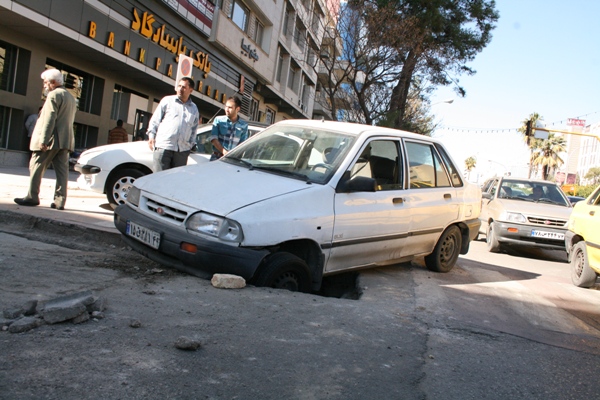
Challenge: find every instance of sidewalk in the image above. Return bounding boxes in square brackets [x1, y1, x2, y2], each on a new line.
[0, 166, 117, 234]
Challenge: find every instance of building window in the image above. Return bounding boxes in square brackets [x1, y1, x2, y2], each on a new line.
[276, 48, 286, 83]
[283, 5, 292, 36]
[46, 59, 104, 116]
[0, 40, 30, 95]
[288, 65, 299, 92]
[293, 20, 306, 51]
[249, 97, 259, 121]
[253, 19, 264, 47]
[230, 0, 249, 32]
[265, 107, 276, 125]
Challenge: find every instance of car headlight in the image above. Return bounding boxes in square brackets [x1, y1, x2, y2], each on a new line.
[127, 186, 141, 207]
[499, 211, 527, 224]
[186, 212, 243, 242]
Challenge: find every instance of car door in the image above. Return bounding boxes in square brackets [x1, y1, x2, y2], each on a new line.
[580, 186, 600, 270]
[479, 178, 500, 233]
[401, 140, 460, 255]
[327, 138, 410, 273]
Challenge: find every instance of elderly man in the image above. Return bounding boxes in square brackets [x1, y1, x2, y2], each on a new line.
[14, 68, 77, 210]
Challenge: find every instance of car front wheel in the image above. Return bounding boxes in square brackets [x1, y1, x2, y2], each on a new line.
[486, 222, 501, 253]
[571, 241, 598, 288]
[425, 225, 462, 273]
[253, 252, 312, 292]
[106, 168, 145, 206]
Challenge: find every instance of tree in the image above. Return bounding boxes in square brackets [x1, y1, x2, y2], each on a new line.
[519, 113, 543, 179]
[350, 0, 499, 130]
[584, 167, 600, 185]
[464, 156, 477, 181]
[531, 134, 566, 181]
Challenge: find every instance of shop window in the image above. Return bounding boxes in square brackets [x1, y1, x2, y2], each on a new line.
[230, 0, 249, 32]
[265, 107, 276, 125]
[0, 106, 27, 151]
[249, 97, 259, 121]
[111, 85, 149, 122]
[0, 40, 30, 95]
[74, 123, 98, 150]
[45, 59, 104, 116]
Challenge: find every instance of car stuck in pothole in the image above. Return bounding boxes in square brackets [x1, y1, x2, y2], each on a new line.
[114, 120, 481, 292]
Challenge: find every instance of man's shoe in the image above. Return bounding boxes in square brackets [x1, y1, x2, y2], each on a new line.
[14, 198, 39, 207]
[50, 203, 64, 211]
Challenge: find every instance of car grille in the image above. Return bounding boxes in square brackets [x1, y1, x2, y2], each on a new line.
[527, 216, 567, 227]
[145, 197, 188, 223]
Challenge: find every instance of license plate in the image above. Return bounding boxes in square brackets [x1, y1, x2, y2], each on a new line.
[530, 230, 564, 240]
[126, 221, 161, 249]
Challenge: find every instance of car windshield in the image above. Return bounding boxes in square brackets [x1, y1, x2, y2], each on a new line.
[498, 179, 570, 207]
[223, 125, 356, 184]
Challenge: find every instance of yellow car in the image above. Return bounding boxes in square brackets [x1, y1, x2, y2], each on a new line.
[565, 185, 600, 287]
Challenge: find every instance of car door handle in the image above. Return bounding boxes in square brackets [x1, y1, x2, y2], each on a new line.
[590, 211, 596, 216]
[393, 197, 404, 204]
[444, 193, 452, 199]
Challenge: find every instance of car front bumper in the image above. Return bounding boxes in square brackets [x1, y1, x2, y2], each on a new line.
[75, 163, 106, 194]
[114, 204, 270, 280]
[494, 221, 567, 251]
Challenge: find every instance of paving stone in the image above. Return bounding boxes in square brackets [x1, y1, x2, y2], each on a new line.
[40, 291, 94, 324]
[3, 307, 24, 319]
[8, 317, 44, 333]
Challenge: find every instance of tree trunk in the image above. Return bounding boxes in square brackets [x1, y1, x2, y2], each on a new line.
[388, 51, 419, 129]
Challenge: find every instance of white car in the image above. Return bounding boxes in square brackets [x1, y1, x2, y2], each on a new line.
[75, 123, 267, 205]
[114, 120, 482, 292]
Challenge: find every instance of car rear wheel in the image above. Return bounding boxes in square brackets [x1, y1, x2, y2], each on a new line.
[253, 252, 312, 292]
[106, 168, 145, 206]
[425, 225, 462, 273]
[571, 241, 598, 288]
[486, 222, 501, 253]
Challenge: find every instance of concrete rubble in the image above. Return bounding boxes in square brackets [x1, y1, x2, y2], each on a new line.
[1, 290, 106, 333]
[211, 273, 246, 289]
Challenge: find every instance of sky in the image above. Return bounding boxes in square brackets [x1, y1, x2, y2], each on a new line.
[430, 0, 600, 181]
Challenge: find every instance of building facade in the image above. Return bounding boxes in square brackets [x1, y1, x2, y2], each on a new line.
[0, 0, 330, 166]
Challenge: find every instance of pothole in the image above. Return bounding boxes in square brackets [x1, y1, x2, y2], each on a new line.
[315, 272, 361, 300]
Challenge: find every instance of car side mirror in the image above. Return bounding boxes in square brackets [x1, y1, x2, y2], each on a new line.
[336, 171, 376, 193]
[482, 192, 492, 200]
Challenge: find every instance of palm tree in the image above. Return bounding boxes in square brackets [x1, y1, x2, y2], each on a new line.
[519, 112, 542, 178]
[531, 133, 567, 180]
[464, 156, 476, 180]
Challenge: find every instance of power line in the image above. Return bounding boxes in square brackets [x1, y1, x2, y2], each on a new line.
[438, 111, 600, 135]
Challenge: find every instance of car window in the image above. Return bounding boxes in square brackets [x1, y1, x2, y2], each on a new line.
[405, 141, 451, 189]
[435, 144, 463, 187]
[587, 186, 600, 206]
[226, 125, 356, 184]
[501, 179, 570, 206]
[349, 140, 403, 191]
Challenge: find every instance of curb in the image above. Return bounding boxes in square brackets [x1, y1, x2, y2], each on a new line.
[0, 209, 123, 249]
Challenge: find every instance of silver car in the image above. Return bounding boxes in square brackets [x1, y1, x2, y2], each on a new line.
[479, 177, 573, 252]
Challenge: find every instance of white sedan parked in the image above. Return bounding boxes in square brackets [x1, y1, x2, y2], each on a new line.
[114, 120, 482, 292]
[75, 123, 267, 206]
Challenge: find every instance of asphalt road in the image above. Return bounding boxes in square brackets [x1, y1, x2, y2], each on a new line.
[1, 166, 599, 399]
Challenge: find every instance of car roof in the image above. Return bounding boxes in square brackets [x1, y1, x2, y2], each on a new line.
[272, 119, 439, 142]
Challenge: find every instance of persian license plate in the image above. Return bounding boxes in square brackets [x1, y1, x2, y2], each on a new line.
[126, 221, 161, 249]
[530, 230, 564, 240]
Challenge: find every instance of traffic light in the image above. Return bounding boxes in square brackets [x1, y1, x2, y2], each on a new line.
[525, 120, 533, 145]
